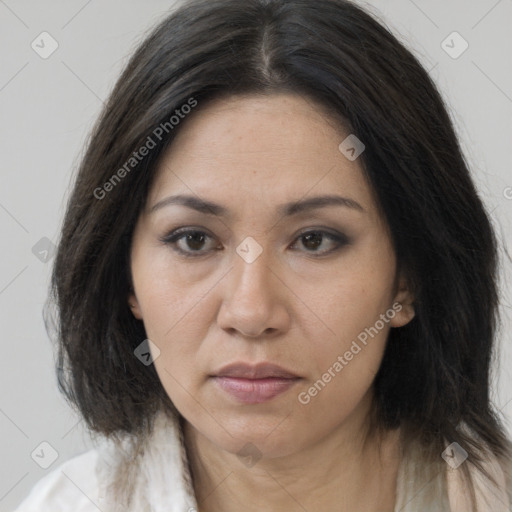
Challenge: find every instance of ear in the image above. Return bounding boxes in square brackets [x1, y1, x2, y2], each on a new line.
[389, 274, 415, 328]
[128, 289, 143, 320]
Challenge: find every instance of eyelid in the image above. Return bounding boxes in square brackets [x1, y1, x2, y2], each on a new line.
[290, 228, 350, 256]
[159, 227, 219, 255]
[294, 227, 349, 243]
[159, 226, 350, 258]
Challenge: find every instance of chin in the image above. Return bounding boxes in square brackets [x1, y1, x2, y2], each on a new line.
[198, 411, 308, 459]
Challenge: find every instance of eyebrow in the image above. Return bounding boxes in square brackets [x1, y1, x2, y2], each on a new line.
[149, 193, 365, 218]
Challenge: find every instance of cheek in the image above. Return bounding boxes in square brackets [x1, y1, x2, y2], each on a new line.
[293, 316, 391, 437]
[316, 249, 396, 343]
[292, 240, 395, 410]
[131, 255, 213, 388]
[133, 251, 213, 339]
[141, 288, 207, 376]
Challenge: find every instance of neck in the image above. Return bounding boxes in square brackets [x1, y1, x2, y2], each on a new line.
[183, 409, 402, 512]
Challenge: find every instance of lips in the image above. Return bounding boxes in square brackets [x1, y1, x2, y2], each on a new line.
[214, 362, 299, 379]
[211, 362, 300, 404]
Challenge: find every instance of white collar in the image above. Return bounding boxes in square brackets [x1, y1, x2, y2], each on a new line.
[96, 409, 198, 512]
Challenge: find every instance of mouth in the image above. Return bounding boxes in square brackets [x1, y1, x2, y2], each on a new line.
[210, 362, 301, 404]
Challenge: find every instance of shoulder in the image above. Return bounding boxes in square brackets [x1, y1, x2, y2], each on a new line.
[494, 451, 512, 509]
[395, 429, 512, 511]
[13, 448, 101, 512]
[445, 437, 512, 512]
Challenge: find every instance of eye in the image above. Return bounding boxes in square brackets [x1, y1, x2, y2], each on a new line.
[160, 227, 349, 258]
[160, 228, 219, 257]
[290, 229, 349, 256]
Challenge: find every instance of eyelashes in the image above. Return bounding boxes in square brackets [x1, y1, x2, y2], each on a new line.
[161, 229, 219, 257]
[159, 227, 350, 259]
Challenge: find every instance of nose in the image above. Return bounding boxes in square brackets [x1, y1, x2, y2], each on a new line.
[216, 246, 291, 339]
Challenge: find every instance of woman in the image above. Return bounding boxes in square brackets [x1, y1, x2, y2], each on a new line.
[15, 0, 512, 510]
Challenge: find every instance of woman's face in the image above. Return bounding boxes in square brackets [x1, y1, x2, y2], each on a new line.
[128, 93, 414, 458]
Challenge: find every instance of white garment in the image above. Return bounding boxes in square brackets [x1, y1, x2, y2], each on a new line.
[13, 410, 512, 512]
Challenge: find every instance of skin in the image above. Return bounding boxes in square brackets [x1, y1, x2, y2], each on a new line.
[128, 93, 416, 512]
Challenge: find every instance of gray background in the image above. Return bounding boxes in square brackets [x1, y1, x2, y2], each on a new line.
[1, 1, 511, 510]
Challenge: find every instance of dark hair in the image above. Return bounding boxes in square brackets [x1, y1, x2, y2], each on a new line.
[46, 0, 511, 507]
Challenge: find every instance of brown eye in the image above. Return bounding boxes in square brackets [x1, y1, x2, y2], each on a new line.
[301, 232, 323, 250]
[181, 231, 208, 251]
[160, 229, 219, 257]
[292, 230, 349, 256]
[160, 227, 349, 259]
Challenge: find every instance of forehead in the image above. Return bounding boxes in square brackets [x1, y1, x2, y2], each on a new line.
[146, 93, 376, 219]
